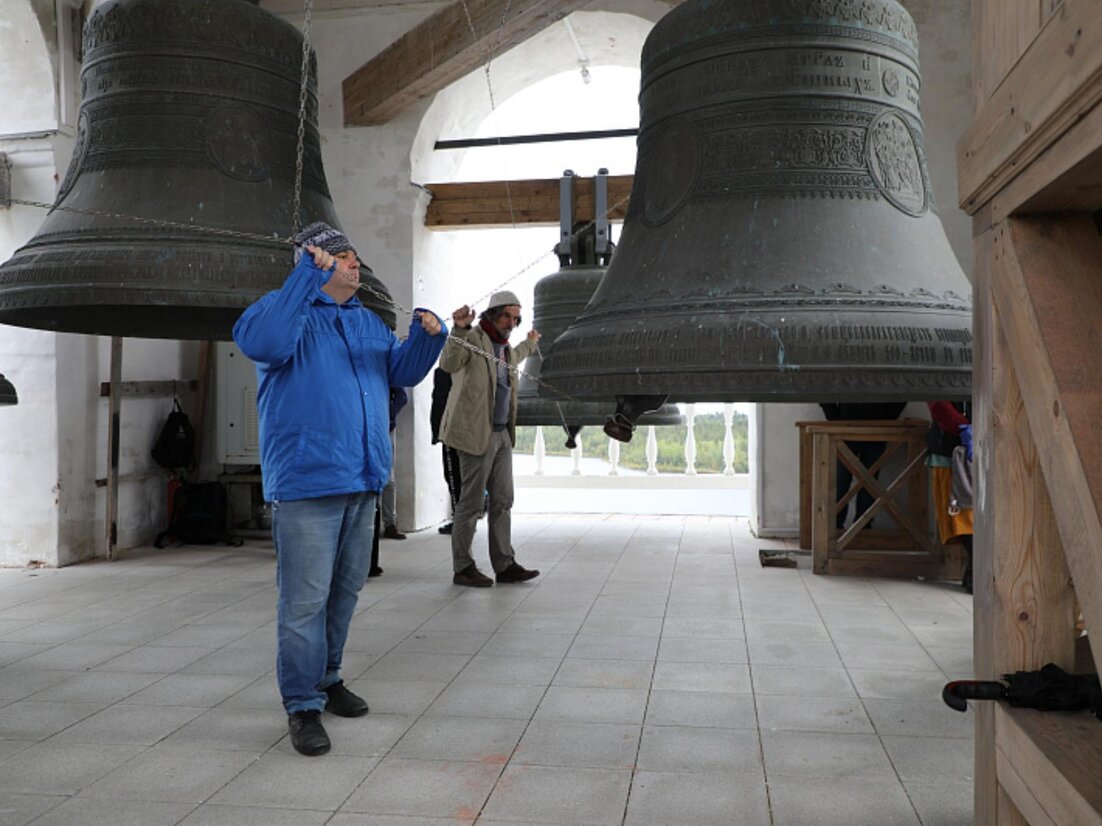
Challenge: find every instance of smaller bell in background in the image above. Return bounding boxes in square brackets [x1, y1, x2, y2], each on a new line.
[518, 170, 682, 446]
[0, 373, 18, 406]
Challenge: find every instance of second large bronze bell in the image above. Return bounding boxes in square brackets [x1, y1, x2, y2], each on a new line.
[0, 0, 394, 339]
[540, 0, 972, 404]
[517, 171, 682, 445]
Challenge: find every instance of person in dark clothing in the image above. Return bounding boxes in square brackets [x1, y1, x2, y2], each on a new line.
[368, 387, 408, 577]
[927, 400, 974, 593]
[431, 368, 461, 534]
[819, 402, 908, 530]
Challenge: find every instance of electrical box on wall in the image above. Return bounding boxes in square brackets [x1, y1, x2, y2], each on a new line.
[216, 342, 260, 464]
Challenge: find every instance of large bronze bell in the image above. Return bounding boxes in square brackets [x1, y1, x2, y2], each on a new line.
[540, 0, 972, 407]
[517, 171, 681, 446]
[0, 0, 387, 340]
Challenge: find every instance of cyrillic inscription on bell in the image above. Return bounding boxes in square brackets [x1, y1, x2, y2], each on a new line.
[0, 0, 370, 340]
[540, 0, 973, 403]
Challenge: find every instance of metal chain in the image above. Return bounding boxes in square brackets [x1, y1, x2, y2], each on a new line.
[291, 0, 316, 236]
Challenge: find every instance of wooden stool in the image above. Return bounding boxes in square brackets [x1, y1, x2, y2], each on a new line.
[796, 418, 962, 578]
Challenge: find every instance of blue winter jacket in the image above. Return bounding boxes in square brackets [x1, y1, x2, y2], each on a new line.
[233, 257, 446, 502]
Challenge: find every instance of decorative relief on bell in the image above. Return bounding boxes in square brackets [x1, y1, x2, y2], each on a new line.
[866, 110, 927, 215]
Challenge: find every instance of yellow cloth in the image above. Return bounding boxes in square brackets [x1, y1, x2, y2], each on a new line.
[931, 465, 973, 543]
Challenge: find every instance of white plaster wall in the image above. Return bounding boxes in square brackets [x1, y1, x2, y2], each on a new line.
[1, 0, 58, 135]
[901, 0, 973, 278]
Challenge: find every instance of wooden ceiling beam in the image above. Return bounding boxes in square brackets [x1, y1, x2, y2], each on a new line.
[423, 174, 633, 228]
[343, 0, 592, 127]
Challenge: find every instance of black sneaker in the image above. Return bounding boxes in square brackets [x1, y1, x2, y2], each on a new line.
[323, 681, 369, 717]
[288, 710, 330, 756]
[453, 564, 493, 587]
[383, 524, 406, 540]
[367, 566, 383, 578]
[496, 562, 540, 583]
[438, 522, 453, 535]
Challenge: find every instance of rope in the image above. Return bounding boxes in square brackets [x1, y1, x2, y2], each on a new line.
[8, 199, 293, 245]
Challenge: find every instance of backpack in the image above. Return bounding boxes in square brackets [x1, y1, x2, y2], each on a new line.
[151, 399, 196, 469]
[155, 481, 241, 547]
[948, 445, 973, 515]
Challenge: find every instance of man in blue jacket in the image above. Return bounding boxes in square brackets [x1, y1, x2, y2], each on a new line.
[233, 221, 447, 756]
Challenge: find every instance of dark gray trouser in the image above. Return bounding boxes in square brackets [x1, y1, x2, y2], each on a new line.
[451, 429, 516, 574]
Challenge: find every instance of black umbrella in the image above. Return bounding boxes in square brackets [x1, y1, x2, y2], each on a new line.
[943, 663, 1102, 721]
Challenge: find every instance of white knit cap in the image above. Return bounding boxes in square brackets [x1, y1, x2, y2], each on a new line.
[487, 290, 521, 309]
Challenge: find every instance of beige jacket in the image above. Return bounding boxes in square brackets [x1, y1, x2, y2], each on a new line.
[438, 325, 537, 455]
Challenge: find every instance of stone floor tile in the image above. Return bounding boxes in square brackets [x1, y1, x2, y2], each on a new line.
[27, 796, 195, 826]
[512, 720, 640, 769]
[864, 698, 975, 739]
[481, 764, 632, 826]
[124, 674, 255, 707]
[82, 745, 257, 803]
[882, 735, 975, 783]
[751, 665, 856, 697]
[390, 716, 526, 763]
[552, 657, 653, 690]
[746, 640, 844, 668]
[27, 672, 162, 706]
[567, 634, 659, 662]
[636, 725, 761, 773]
[533, 686, 649, 725]
[644, 689, 758, 729]
[756, 694, 874, 734]
[768, 777, 921, 826]
[847, 668, 949, 700]
[340, 757, 501, 818]
[623, 770, 770, 826]
[0, 742, 144, 794]
[423, 681, 546, 720]
[46, 703, 206, 746]
[179, 804, 332, 825]
[0, 701, 103, 740]
[210, 753, 375, 811]
[761, 730, 895, 779]
[0, 791, 67, 825]
[902, 780, 974, 826]
[455, 654, 561, 686]
[160, 707, 286, 753]
[835, 642, 941, 672]
[656, 636, 748, 664]
[651, 661, 751, 693]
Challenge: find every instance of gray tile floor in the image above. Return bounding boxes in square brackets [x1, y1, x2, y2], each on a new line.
[0, 515, 975, 825]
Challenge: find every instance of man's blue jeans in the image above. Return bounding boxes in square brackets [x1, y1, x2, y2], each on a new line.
[271, 491, 376, 714]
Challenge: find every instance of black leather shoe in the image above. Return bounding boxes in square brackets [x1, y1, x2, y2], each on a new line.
[288, 710, 330, 756]
[453, 564, 493, 587]
[496, 562, 540, 583]
[367, 566, 383, 578]
[383, 524, 406, 540]
[438, 522, 453, 535]
[323, 681, 369, 717]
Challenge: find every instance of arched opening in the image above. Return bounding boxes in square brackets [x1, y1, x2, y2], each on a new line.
[410, 10, 753, 523]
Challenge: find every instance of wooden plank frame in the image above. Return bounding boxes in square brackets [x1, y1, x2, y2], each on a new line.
[342, 0, 592, 127]
[796, 419, 953, 579]
[965, 3, 1102, 822]
[424, 174, 633, 229]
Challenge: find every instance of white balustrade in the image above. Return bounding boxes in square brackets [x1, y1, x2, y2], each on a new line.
[608, 436, 620, 476]
[684, 403, 697, 476]
[646, 425, 658, 476]
[533, 425, 546, 476]
[723, 403, 736, 476]
[571, 437, 583, 476]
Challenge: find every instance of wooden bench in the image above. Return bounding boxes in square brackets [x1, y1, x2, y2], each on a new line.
[796, 418, 963, 579]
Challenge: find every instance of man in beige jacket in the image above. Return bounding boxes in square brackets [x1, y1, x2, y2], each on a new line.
[439, 291, 542, 587]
